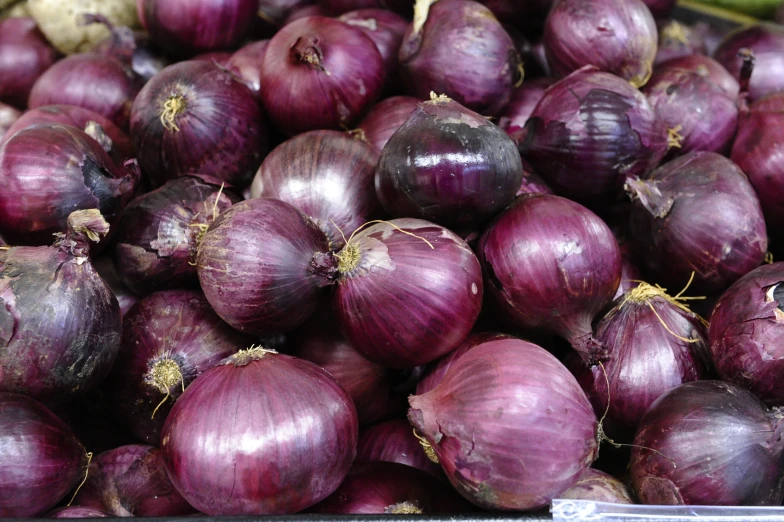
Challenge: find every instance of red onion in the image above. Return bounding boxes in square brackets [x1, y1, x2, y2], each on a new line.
[260, 16, 385, 136]
[250, 130, 381, 249]
[0, 102, 20, 140]
[28, 54, 140, 130]
[356, 96, 420, 152]
[114, 175, 240, 296]
[139, 0, 258, 56]
[130, 60, 268, 188]
[409, 338, 598, 510]
[643, 0, 676, 18]
[659, 54, 740, 99]
[333, 218, 483, 368]
[714, 23, 784, 102]
[339, 9, 408, 84]
[479, 194, 621, 364]
[497, 78, 553, 144]
[655, 21, 708, 65]
[630, 380, 784, 505]
[111, 290, 251, 444]
[543, 0, 657, 88]
[0, 17, 58, 109]
[627, 151, 768, 291]
[73, 444, 195, 516]
[399, 0, 520, 116]
[161, 347, 358, 514]
[48, 507, 111, 518]
[0, 393, 88, 517]
[355, 419, 444, 479]
[559, 469, 634, 503]
[376, 95, 522, 230]
[92, 255, 138, 318]
[226, 40, 270, 95]
[520, 66, 667, 204]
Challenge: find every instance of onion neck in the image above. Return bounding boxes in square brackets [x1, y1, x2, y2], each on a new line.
[57, 209, 110, 259]
[570, 332, 609, 367]
[291, 37, 329, 74]
[412, 0, 436, 37]
[84, 121, 114, 154]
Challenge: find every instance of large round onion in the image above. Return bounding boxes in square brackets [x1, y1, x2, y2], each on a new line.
[0, 17, 58, 109]
[409, 338, 598, 510]
[357, 96, 420, 152]
[338, 9, 408, 83]
[714, 23, 784, 102]
[558, 468, 634, 503]
[161, 347, 358, 515]
[355, 419, 444, 479]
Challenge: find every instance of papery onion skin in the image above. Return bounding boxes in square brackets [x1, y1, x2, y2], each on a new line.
[655, 21, 708, 65]
[627, 151, 768, 292]
[130, 60, 268, 188]
[334, 218, 483, 368]
[0, 102, 20, 140]
[357, 96, 420, 152]
[630, 380, 784, 505]
[161, 348, 358, 515]
[520, 66, 667, 204]
[48, 507, 112, 518]
[0, 17, 58, 109]
[376, 96, 522, 230]
[659, 54, 739, 99]
[479, 194, 621, 364]
[110, 290, 251, 444]
[339, 9, 408, 84]
[398, 0, 520, 116]
[0, 393, 88, 517]
[227, 40, 270, 95]
[260, 16, 385, 136]
[409, 339, 598, 510]
[558, 468, 634, 504]
[543, 0, 657, 87]
[497, 78, 553, 145]
[114, 175, 240, 296]
[250, 130, 381, 249]
[714, 23, 784, 102]
[197, 197, 332, 335]
[355, 419, 444, 479]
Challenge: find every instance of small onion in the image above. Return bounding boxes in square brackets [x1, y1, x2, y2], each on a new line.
[356, 96, 420, 152]
[497, 78, 553, 145]
[714, 23, 784, 102]
[48, 507, 112, 518]
[655, 21, 708, 65]
[0, 102, 20, 139]
[355, 419, 444, 479]
[409, 338, 598, 510]
[558, 468, 634, 504]
[339, 9, 408, 84]
[0, 17, 58, 109]
[161, 347, 359, 515]
[630, 380, 784, 505]
[659, 54, 739, 99]
[226, 40, 270, 95]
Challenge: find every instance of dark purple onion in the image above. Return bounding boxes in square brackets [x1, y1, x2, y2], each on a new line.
[659, 54, 740, 99]
[0, 17, 58, 109]
[28, 54, 140, 130]
[543, 0, 657, 87]
[260, 16, 385, 136]
[92, 255, 138, 318]
[631, 380, 784, 505]
[73, 445, 195, 516]
[48, 507, 111, 518]
[655, 21, 708, 65]
[399, 0, 520, 116]
[376, 95, 522, 230]
[409, 338, 598, 510]
[161, 347, 358, 515]
[110, 290, 251, 443]
[356, 96, 420, 152]
[0, 393, 88, 517]
[714, 23, 784, 102]
[339, 9, 407, 83]
[355, 419, 444, 479]
[0, 102, 20, 140]
[130, 60, 268, 188]
[627, 152, 768, 291]
[497, 78, 553, 144]
[0, 210, 121, 403]
[479, 194, 621, 364]
[558, 468, 634, 503]
[114, 175, 240, 296]
[643, 0, 676, 18]
[227, 40, 270, 94]
[520, 66, 667, 204]
[250, 130, 381, 248]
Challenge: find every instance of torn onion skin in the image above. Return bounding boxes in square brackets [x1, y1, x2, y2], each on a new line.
[558, 468, 634, 504]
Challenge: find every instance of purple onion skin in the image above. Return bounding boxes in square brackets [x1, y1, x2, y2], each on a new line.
[114, 176, 240, 296]
[48, 507, 112, 518]
[409, 339, 598, 510]
[655, 21, 708, 66]
[0, 102, 20, 140]
[714, 24, 784, 102]
[227, 40, 270, 95]
[627, 152, 768, 292]
[520, 67, 667, 204]
[334, 218, 483, 368]
[339, 9, 408, 84]
[376, 96, 522, 230]
[110, 290, 252, 444]
[357, 96, 420, 152]
[28, 54, 140, 131]
[517, 161, 554, 196]
[631, 380, 784, 505]
[355, 419, 444, 479]
[558, 468, 634, 504]
[141, 0, 258, 56]
[197, 198, 331, 335]
[92, 27, 170, 83]
[659, 54, 739, 99]
[0, 393, 88, 517]
[479, 194, 621, 364]
[399, 0, 520, 117]
[643, 0, 676, 18]
[543, 0, 658, 88]
[130, 60, 268, 188]
[73, 445, 195, 517]
[250, 130, 382, 249]
[93, 255, 138, 318]
[161, 349, 358, 515]
[497, 78, 553, 144]
[0, 18, 58, 110]
[0, 124, 139, 245]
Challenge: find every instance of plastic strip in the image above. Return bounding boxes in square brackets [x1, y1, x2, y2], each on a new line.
[552, 500, 784, 522]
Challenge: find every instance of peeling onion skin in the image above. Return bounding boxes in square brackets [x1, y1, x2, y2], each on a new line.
[497, 78, 553, 145]
[714, 24, 784, 102]
[0, 102, 20, 140]
[161, 349, 359, 515]
[709, 263, 784, 405]
[630, 381, 784, 506]
[357, 96, 420, 152]
[0, 393, 88, 517]
[519, 66, 667, 204]
[659, 54, 739, 99]
[355, 419, 444, 479]
[627, 152, 768, 292]
[333, 218, 483, 368]
[0, 17, 58, 110]
[409, 339, 598, 510]
[110, 290, 251, 444]
[47, 507, 112, 518]
[558, 468, 634, 504]
[339, 9, 408, 85]
[114, 175, 240, 296]
[478, 194, 621, 365]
